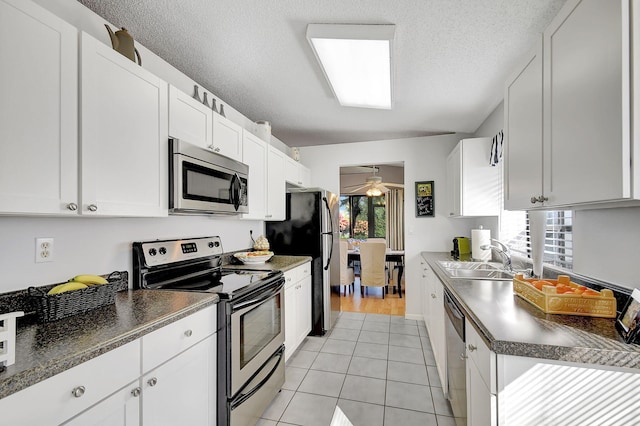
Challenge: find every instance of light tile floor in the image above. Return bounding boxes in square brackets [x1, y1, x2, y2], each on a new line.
[259, 312, 456, 426]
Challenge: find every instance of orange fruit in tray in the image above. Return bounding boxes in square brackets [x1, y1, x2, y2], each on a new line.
[532, 280, 552, 291]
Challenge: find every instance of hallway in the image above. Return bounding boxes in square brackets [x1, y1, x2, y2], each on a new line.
[259, 312, 455, 426]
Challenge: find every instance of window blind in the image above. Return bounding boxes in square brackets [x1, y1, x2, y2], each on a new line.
[500, 210, 573, 270]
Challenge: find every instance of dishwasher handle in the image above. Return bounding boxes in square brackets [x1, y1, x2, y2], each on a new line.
[444, 289, 465, 341]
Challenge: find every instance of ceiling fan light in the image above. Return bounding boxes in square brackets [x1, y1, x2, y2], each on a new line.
[366, 187, 383, 197]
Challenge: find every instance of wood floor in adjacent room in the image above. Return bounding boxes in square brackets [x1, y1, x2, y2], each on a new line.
[340, 277, 405, 316]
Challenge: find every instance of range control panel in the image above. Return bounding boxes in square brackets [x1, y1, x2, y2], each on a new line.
[139, 236, 223, 267]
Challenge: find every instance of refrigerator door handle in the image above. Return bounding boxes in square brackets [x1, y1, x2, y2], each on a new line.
[322, 196, 334, 271]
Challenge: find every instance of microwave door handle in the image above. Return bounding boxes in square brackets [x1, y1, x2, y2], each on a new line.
[230, 173, 241, 211]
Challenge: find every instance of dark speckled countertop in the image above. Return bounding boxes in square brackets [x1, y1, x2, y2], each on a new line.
[0, 290, 218, 400]
[224, 255, 312, 272]
[421, 252, 640, 370]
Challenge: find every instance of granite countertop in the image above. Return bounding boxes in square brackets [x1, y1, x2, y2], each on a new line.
[223, 255, 312, 272]
[421, 252, 640, 369]
[0, 290, 218, 400]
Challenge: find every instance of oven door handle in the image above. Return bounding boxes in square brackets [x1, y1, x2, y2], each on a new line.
[232, 282, 283, 312]
[231, 345, 284, 409]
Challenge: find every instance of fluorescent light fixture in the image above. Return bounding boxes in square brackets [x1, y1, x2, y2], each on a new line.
[307, 24, 394, 109]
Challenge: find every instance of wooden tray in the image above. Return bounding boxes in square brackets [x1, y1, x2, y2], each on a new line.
[513, 273, 617, 318]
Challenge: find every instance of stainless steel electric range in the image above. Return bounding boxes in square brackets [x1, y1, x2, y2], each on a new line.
[133, 236, 285, 426]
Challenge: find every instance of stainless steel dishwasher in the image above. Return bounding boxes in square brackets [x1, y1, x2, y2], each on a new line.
[444, 288, 467, 426]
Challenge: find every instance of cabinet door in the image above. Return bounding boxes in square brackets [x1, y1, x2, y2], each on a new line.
[63, 381, 141, 426]
[168, 85, 212, 148]
[428, 276, 447, 390]
[543, 0, 628, 205]
[300, 165, 311, 187]
[297, 274, 312, 343]
[460, 138, 500, 216]
[0, 0, 78, 215]
[504, 39, 543, 210]
[80, 32, 168, 217]
[284, 281, 297, 361]
[420, 262, 431, 329]
[241, 130, 267, 219]
[446, 144, 461, 217]
[142, 335, 216, 426]
[212, 113, 243, 161]
[466, 360, 496, 426]
[284, 155, 300, 185]
[267, 146, 286, 220]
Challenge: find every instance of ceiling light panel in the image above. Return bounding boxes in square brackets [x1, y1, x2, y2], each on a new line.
[307, 24, 394, 109]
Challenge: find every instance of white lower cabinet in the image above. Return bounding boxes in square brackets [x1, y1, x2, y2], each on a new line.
[420, 260, 431, 329]
[284, 262, 312, 361]
[427, 273, 447, 390]
[0, 306, 217, 426]
[465, 324, 497, 426]
[141, 335, 216, 426]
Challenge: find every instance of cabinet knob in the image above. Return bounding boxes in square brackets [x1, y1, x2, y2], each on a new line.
[66, 203, 78, 211]
[184, 329, 193, 337]
[530, 195, 548, 204]
[71, 386, 86, 398]
[449, 212, 454, 216]
[265, 214, 273, 218]
[148, 377, 158, 387]
[460, 352, 468, 360]
[131, 387, 141, 397]
[87, 204, 98, 212]
[468, 344, 477, 352]
[431, 293, 436, 299]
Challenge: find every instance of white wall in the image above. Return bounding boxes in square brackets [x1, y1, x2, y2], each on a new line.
[0, 216, 262, 293]
[301, 134, 482, 317]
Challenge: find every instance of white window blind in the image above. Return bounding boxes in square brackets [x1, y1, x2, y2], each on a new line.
[500, 210, 573, 270]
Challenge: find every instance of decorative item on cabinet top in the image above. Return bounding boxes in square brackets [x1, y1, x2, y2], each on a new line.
[104, 25, 142, 65]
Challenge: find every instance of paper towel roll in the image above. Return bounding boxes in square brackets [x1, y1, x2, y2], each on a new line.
[471, 228, 491, 261]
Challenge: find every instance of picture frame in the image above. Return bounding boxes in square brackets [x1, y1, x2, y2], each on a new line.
[616, 288, 640, 343]
[415, 181, 434, 217]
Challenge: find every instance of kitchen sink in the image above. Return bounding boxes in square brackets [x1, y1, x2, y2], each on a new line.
[437, 260, 514, 281]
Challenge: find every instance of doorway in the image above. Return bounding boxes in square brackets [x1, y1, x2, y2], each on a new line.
[338, 164, 405, 316]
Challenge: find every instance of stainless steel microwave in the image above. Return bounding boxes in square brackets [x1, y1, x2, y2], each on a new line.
[169, 139, 249, 214]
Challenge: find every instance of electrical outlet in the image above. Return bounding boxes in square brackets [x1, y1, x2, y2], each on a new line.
[35, 238, 54, 263]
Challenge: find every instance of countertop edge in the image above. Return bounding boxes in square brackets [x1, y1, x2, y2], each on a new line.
[0, 293, 218, 400]
[420, 252, 640, 370]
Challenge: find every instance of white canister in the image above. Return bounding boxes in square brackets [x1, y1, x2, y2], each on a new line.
[255, 120, 271, 143]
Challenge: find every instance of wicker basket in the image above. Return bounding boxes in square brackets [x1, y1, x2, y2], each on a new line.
[28, 271, 128, 323]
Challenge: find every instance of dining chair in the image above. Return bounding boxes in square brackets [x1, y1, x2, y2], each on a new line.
[358, 240, 388, 298]
[340, 240, 355, 294]
[366, 238, 390, 285]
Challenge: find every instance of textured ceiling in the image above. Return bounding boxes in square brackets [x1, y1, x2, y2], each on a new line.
[77, 0, 567, 147]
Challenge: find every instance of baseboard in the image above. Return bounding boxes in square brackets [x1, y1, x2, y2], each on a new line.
[405, 313, 422, 321]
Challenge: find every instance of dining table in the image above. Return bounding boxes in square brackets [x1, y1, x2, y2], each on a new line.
[347, 249, 405, 298]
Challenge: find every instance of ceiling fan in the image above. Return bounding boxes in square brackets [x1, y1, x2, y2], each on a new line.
[344, 165, 404, 196]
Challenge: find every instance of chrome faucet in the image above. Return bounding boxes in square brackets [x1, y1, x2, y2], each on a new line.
[480, 239, 513, 272]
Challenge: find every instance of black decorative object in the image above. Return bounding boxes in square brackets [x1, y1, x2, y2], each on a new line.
[415, 181, 434, 217]
[616, 288, 640, 343]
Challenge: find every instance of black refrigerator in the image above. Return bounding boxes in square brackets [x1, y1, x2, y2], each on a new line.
[266, 188, 341, 335]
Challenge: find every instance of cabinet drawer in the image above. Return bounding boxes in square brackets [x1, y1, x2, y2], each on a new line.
[466, 322, 496, 394]
[284, 263, 310, 289]
[142, 305, 216, 372]
[0, 339, 140, 426]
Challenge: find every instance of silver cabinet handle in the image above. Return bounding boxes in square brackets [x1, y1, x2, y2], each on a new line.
[131, 387, 141, 397]
[468, 344, 477, 352]
[87, 204, 98, 212]
[460, 353, 468, 360]
[148, 377, 158, 387]
[449, 212, 454, 216]
[67, 203, 78, 211]
[265, 214, 273, 218]
[531, 195, 548, 204]
[530, 196, 538, 204]
[214, 147, 220, 152]
[431, 293, 436, 299]
[72, 386, 86, 398]
[184, 329, 193, 337]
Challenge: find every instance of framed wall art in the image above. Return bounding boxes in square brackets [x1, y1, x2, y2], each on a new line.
[415, 181, 434, 217]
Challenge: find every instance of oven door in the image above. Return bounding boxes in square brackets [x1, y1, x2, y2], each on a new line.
[170, 143, 248, 214]
[230, 284, 285, 397]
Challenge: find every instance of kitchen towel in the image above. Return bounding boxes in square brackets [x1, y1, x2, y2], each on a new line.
[471, 228, 491, 261]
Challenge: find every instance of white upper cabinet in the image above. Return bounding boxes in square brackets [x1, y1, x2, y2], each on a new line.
[0, 0, 78, 215]
[80, 32, 168, 217]
[505, 0, 637, 210]
[446, 138, 500, 217]
[241, 130, 268, 220]
[267, 146, 286, 220]
[212, 113, 243, 162]
[504, 40, 543, 211]
[285, 156, 311, 187]
[168, 85, 213, 149]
